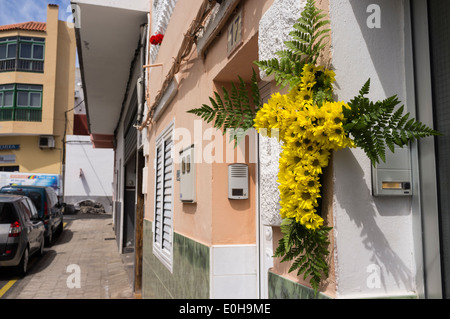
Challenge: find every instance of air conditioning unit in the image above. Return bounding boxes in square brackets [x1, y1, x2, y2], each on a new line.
[39, 136, 55, 149]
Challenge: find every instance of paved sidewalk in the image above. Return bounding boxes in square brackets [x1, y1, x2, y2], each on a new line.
[6, 214, 135, 299]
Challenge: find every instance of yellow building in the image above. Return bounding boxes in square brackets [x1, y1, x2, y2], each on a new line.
[0, 4, 76, 177]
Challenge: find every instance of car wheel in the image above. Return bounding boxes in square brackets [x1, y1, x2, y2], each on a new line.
[16, 247, 29, 276]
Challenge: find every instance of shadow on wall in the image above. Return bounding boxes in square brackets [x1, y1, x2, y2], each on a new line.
[80, 174, 91, 195]
[334, 148, 413, 292]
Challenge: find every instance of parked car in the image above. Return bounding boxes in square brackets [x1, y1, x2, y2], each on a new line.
[0, 194, 45, 275]
[0, 186, 64, 245]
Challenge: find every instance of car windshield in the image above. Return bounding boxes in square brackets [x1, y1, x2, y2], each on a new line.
[0, 203, 16, 224]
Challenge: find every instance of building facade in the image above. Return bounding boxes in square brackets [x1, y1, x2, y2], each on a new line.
[63, 68, 114, 212]
[75, 0, 449, 299]
[0, 4, 76, 195]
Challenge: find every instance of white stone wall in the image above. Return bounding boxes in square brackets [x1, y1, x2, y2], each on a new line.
[258, 0, 304, 82]
[258, 0, 303, 226]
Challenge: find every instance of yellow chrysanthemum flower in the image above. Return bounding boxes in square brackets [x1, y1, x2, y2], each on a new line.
[325, 124, 352, 150]
[253, 62, 355, 232]
[324, 69, 336, 83]
[295, 190, 319, 211]
[297, 89, 314, 105]
[303, 64, 316, 74]
[300, 73, 317, 90]
[300, 212, 324, 230]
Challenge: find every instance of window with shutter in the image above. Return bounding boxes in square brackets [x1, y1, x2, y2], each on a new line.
[153, 122, 174, 270]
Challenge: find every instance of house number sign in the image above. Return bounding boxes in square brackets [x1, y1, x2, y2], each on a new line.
[227, 9, 242, 55]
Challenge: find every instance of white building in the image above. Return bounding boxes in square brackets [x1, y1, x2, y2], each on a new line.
[64, 135, 114, 213]
[63, 68, 114, 212]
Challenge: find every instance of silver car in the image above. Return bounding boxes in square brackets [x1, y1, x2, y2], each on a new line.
[0, 194, 45, 275]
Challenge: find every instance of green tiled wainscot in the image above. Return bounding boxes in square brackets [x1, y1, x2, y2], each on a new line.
[142, 219, 210, 299]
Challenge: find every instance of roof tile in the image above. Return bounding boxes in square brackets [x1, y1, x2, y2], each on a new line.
[0, 21, 47, 33]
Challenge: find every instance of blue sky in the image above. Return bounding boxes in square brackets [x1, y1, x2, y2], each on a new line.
[0, 0, 79, 66]
[0, 0, 72, 26]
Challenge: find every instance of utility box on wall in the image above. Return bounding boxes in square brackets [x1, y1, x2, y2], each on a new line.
[179, 144, 196, 203]
[372, 145, 412, 196]
[228, 164, 248, 200]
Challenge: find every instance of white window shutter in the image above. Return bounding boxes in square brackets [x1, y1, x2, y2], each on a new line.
[153, 127, 174, 270]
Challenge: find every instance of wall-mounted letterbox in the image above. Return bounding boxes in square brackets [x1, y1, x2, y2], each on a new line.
[228, 164, 248, 200]
[179, 144, 196, 203]
[372, 145, 412, 196]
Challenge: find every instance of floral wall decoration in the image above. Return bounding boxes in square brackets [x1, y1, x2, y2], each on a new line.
[188, 0, 440, 294]
[150, 33, 164, 46]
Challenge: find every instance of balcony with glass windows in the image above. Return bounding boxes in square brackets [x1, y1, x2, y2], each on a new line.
[0, 36, 45, 73]
[0, 84, 42, 122]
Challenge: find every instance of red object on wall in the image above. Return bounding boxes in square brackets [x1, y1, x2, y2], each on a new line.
[150, 33, 164, 45]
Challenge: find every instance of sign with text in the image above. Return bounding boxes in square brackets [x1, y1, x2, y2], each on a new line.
[0, 155, 15, 164]
[227, 9, 243, 56]
[0, 145, 19, 150]
[0, 172, 61, 194]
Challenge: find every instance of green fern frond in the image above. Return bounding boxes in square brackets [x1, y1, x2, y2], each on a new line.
[344, 79, 441, 166]
[255, 0, 330, 89]
[274, 218, 331, 296]
[187, 69, 261, 147]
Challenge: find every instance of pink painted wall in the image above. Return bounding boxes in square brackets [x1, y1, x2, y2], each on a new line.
[145, 0, 274, 246]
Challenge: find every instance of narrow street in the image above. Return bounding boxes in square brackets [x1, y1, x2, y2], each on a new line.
[0, 212, 135, 299]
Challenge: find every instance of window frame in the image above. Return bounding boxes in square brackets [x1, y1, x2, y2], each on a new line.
[0, 37, 18, 61]
[0, 84, 43, 109]
[152, 120, 175, 272]
[0, 36, 45, 73]
[18, 37, 45, 61]
[15, 84, 43, 109]
[0, 84, 15, 108]
[0, 83, 43, 122]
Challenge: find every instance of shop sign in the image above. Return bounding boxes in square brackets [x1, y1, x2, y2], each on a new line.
[0, 172, 61, 194]
[0, 144, 20, 150]
[0, 155, 16, 164]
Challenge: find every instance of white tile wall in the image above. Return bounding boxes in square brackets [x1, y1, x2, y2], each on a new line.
[210, 245, 258, 299]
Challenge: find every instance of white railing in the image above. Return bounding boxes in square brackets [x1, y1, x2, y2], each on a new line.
[149, 0, 178, 64]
